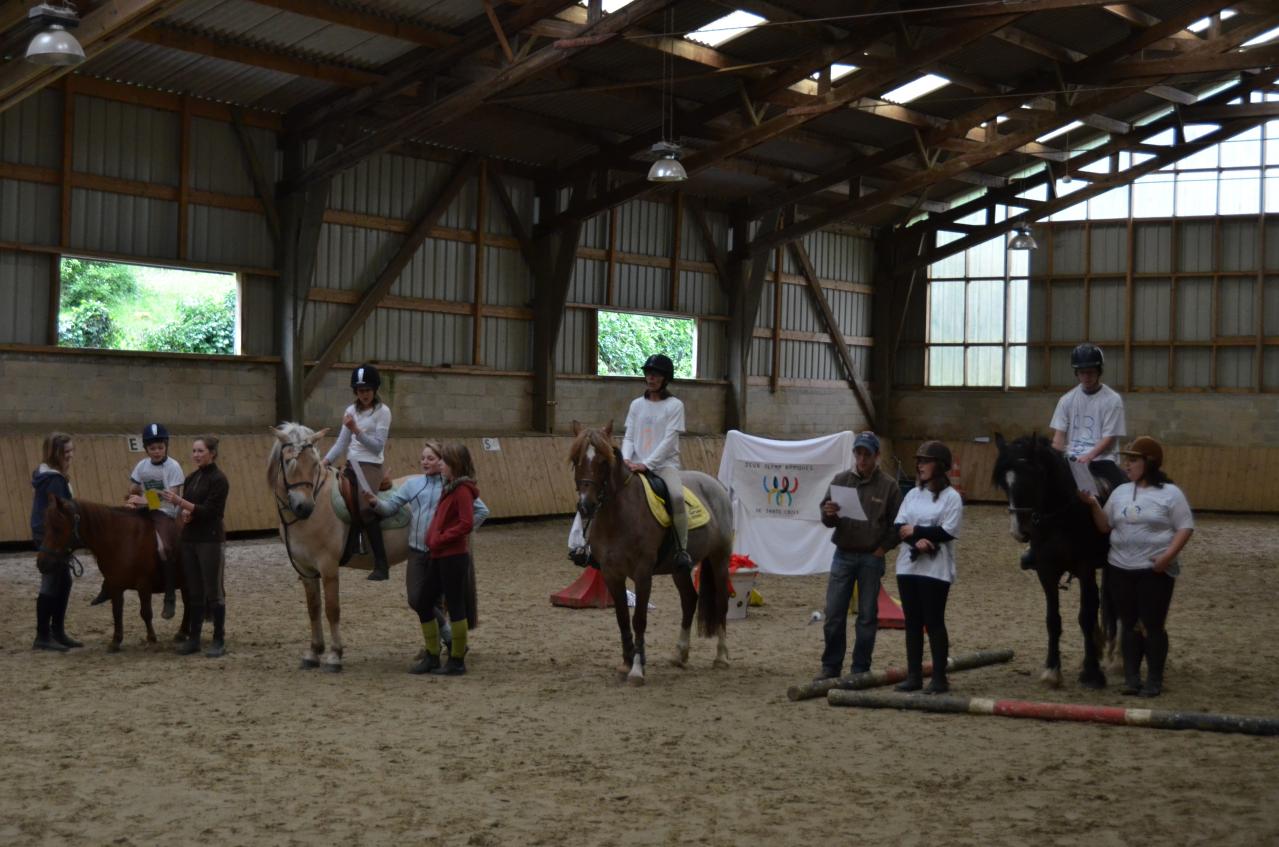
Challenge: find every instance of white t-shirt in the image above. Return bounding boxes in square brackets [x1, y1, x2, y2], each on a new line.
[1050, 384, 1126, 463]
[621, 395, 685, 471]
[324, 403, 392, 465]
[130, 456, 185, 518]
[892, 486, 963, 583]
[1103, 482, 1194, 577]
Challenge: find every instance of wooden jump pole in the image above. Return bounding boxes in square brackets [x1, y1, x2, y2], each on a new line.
[788, 649, 1015, 702]
[827, 691, 1279, 737]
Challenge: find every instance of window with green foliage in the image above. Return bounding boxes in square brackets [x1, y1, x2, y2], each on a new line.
[57, 258, 239, 355]
[596, 311, 696, 378]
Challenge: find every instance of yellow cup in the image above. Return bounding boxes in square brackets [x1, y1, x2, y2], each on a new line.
[144, 489, 162, 510]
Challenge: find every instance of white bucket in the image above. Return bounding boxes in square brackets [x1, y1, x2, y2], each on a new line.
[726, 567, 758, 621]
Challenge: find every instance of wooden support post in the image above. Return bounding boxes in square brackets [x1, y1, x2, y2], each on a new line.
[488, 166, 538, 276]
[725, 211, 779, 432]
[231, 107, 282, 248]
[303, 156, 479, 398]
[474, 160, 488, 366]
[770, 246, 782, 393]
[687, 200, 730, 295]
[177, 94, 191, 260]
[47, 254, 61, 345]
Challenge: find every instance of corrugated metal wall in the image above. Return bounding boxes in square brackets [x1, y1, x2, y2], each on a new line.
[0, 251, 51, 344]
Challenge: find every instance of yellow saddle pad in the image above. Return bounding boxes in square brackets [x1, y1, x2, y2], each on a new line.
[638, 475, 710, 530]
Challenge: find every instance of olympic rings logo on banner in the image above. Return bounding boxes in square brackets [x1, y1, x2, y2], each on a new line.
[761, 475, 800, 506]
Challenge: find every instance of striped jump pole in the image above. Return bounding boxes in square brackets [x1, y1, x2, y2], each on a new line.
[788, 649, 1015, 702]
[827, 690, 1279, 737]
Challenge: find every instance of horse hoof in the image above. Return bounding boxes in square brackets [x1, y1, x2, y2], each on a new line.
[1079, 672, 1107, 690]
[1039, 669, 1063, 688]
[627, 673, 646, 687]
[299, 657, 320, 670]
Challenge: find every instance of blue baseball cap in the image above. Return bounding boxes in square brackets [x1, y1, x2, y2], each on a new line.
[853, 431, 881, 454]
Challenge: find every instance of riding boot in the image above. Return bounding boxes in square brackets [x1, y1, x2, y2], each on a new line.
[364, 520, 389, 581]
[161, 558, 176, 620]
[671, 509, 693, 571]
[90, 581, 110, 606]
[177, 604, 203, 655]
[51, 582, 82, 649]
[205, 605, 226, 658]
[1119, 627, 1143, 695]
[411, 620, 442, 674]
[895, 628, 924, 692]
[33, 595, 68, 652]
[1139, 630, 1167, 698]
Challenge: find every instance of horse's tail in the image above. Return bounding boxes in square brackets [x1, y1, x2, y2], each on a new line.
[696, 555, 729, 638]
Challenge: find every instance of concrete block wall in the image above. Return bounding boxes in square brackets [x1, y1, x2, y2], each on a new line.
[554, 377, 726, 435]
[745, 385, 871, 438]
[0, 351, 276, 431]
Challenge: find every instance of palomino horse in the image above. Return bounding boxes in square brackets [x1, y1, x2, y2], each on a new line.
[38, 495, 191, 651]
[569, 421, 733, 685]
[992, 434, 1114, 689]
[267, 422, 411, 672]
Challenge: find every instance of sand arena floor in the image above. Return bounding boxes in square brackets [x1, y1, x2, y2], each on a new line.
[1, 505, 1278, 846]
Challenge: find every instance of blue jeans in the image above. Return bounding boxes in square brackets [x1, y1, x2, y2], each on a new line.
[821, 550, 884, 675]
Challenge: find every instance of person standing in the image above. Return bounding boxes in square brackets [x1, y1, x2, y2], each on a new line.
[621, 353, 692, 570]
[815, 431, 902, 680]
[31, 432, 81, 652]
[1080, 436, 1193, 697]
[893, 441, 963, 694]
[163, 436, 230, 658]
[323, 364, 393, 581]
[416, 444, 480, 676]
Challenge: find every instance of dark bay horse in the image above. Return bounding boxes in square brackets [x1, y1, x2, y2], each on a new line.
[992, 434, 1113, 689]
[38, 494, 190, 652]
[570, 421, 733, 685]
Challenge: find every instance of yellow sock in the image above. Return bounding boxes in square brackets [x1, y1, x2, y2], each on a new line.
[421, 620, 440, 656]
[450, 620, 468, 659]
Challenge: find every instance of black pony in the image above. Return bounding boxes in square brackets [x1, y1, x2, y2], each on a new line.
[992, 434, 1114, 689]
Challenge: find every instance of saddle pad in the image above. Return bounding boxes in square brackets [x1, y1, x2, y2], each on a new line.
[329, 482, 412, 529]
[638, 475, 710, 530]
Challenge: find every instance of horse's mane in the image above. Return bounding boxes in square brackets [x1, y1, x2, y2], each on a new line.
[267, 421, 317, 488]
[569, 426, 617, 467]
[992, 434, 1075, 498]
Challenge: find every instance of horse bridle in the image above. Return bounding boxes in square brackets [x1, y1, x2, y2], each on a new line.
[37, 501, 85, 577]
[1006, 463, 1073, 528]
[274, 441, 328, 524]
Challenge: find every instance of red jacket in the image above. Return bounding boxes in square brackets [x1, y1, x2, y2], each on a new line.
[426, 478, 478, 558]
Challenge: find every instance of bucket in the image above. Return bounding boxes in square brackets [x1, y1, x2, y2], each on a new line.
[726, 567, 758, 621]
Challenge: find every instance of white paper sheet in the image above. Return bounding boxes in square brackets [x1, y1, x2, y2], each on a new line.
[1069, 460, 1098, 495]
[827, 484, 868, 521]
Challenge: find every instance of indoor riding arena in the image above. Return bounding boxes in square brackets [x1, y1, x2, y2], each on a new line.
[3, 1, 1279, 844]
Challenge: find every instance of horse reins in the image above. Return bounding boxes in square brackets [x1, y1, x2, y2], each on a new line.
[273, 441, 329, 581]
[37, 503, 86, 578]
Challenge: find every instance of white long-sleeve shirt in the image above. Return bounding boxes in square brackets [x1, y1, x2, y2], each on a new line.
[324, 402, 392, 465]
[621, 395, 685, 471]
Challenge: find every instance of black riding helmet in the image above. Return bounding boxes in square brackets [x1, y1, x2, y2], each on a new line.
[1070, 343, 1104, 373]
[915, 440, 953, 474]
[141, 422, 170, 445]
[641, 354, 675, 382]
[351, 363, 381, 391]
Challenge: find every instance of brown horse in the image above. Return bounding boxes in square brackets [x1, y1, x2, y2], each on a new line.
[37, 494, 189, 652]
[569, 421, 733, 685]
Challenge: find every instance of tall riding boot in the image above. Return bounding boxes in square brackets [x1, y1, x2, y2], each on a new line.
[895, 628, 924, 692]
[925, 630, 950, 695]
[177, 604, 204, 655]
[33, 595, 68, 652]
[671, 509, 693, 571]
[206, 605, 226, 658]
[1120, 627, 1143, 695]
[161, 558, 176, 620]
[51, 582, 82, 649]
[1139, 630, 1167, 698]
[365, 520, 389, 581]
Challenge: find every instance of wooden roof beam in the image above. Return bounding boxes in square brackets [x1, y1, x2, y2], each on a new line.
[247, 0, 455, 48]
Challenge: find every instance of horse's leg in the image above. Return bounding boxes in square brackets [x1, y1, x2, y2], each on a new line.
[669, 568, 697, 668]
[1077, 570, 1107, 689]
[108, 592, 124, 653]
[139, 590, 157, 644]
[627, 569, 654, 686]
[712, 554, 731, 669]
[603, 570, 634, 680]
[1038, 568, 1063, 687]
[321, 571, 343, 672]
[300, 576, 324, 670]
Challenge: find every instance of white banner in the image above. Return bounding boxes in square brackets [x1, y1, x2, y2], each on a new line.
[718, 430, 854, 576]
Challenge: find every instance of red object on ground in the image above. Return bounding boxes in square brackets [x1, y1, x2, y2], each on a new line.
[550, 568, 613, 609]
[877, 587, 905, 630]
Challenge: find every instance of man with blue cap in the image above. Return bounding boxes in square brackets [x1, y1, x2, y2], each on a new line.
[815, 430, 902, 681]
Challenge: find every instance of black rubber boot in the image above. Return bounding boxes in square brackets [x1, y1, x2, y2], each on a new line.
[33, 595, 69, 652]
[430, 655, 466, 676]
[365, 521, 389, 581]
[1139, 630, 1167, 698]
[1120, 628, 1143, 696]
[672, 549, 693, 571]
[338, 525, 361, 567]
[90, 582, 110, 606]
[206, 605, 226, 658]
[894, 673, 923, 692]
[924, 674, 949, 695]
[51, 584, 82, 649]
[177, 604, 204, 655]
[161, 559, 176, 620]
[410, 652, 442, 674]
[897, 627, 924, 691]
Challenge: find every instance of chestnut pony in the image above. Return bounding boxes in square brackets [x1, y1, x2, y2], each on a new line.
[569, 421, 733, 685]
[37, 495, 190, 651]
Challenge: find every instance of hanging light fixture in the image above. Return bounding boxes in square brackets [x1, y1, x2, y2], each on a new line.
[25, 3, 85, 67]
[647, 6, 686, 183]
[1009, 225, 1038, 251]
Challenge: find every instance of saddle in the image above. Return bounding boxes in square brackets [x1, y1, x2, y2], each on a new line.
[638, 472, 710, 530]
[333, 471, 410, 529]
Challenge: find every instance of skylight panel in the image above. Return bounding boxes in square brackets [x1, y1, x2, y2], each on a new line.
[1037, 120, 1083, 143]
[686, 11, 767, 48]
[1242, 24, 1279, 47]
[809, 63, 859, 83]
[1186, 8, 1235, 33]
[881, 74, 949, 105]
[576, 0, 637, 12]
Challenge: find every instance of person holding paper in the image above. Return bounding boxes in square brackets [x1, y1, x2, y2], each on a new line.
[815, 431, 902, 680]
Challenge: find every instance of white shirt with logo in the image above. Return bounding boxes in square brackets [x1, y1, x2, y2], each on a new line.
[892, 486, 963, 584]
[1103, 482, 1194, 577]
[1050, 383, 1126, 462]
[130, 457, 185, 518]
[621, 395, 685, 471]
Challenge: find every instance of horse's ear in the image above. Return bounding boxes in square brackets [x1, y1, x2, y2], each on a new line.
[572, 420, 583, 436]
[304, 427, 329, 445]
[603, 419, 613, 437]
[272, 426, 292, 444]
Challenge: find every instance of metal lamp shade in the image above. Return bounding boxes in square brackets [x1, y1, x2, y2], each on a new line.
[1009, 226, 1038, 250]
[647, 154, 687, 183]
[26, 25, 85, 66]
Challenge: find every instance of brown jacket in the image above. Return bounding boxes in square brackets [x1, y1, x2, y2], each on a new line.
[820, 466, 902, 554]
